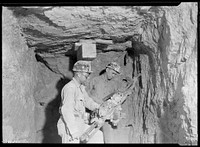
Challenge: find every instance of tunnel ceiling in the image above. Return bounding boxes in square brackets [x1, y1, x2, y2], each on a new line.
[9, 6, 159, 58]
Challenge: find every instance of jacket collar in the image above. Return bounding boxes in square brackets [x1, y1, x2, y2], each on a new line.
[72, 77, 81, 88]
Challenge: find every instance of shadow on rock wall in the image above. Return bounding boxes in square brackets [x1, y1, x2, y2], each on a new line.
[42, 77, 70, 143]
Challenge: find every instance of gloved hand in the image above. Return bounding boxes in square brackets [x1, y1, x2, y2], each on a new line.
[91, 117, 104, 127]
[110, 111, 120, 126]
[70, 132, 80, 143]
[109, 105, 125, 126]
[98, 105, 108, 117]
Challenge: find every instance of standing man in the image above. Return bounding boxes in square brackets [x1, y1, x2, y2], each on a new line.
[57, 60, 104, 143]
[86, 62, 122, 104]
[86, 62, 127, 143]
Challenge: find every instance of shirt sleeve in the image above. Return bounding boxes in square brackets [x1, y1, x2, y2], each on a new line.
[60, 86, 79, 135]
[81, 85, 100, 111]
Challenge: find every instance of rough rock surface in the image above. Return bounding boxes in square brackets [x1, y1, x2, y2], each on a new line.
[34, 63, 67, 143]
[158, 3, 197, 144]
[2, 3, 197, 144]
[128, 3, 197, 144]
[2, 7, 38, 143]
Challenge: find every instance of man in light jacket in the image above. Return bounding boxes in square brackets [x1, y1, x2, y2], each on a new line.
[57, 60, 104, 143]
[86, 62, 127, 143]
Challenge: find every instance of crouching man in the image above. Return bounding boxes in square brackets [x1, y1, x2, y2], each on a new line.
[57, 60, 104, 143]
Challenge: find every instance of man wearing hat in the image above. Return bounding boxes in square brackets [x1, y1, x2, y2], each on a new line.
[86, 61, 125, 143]
[57, 60, 104, 143]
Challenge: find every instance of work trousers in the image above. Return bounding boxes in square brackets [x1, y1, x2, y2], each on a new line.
[57, 118, 104, 143]
[102, 121, 131, 143]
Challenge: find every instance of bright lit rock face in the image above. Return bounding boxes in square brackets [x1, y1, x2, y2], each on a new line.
[2, 8, 37, 143]
[158, 3, 198, 144]
[2, 3, 197, 144]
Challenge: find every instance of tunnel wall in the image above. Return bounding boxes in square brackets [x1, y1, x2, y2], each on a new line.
[129, 3, 197, 144]
[158, 3, 197, 144]
[33, 61, 69, 143]
[2, 7, 38, 143]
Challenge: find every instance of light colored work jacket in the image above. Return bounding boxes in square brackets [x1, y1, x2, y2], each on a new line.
[57, 77, 103, 143]
[86, 74, 128, 143]
[87, 74, 120, 104]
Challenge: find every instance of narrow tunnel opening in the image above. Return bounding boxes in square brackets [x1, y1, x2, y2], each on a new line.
[32, 40, 150, 143]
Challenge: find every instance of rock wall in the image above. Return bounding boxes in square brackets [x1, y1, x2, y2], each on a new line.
[158, 3, 197, 144]
[128, 3, 197, 144]
[34, 61, 71, 143]
[2, 7, 38, 143]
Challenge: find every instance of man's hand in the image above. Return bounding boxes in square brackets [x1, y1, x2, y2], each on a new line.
[109, 110, 120, 126]
[91, 117, 104, 127]
[70, 132, 80, 143]
[98, 105, 108, 117]
[110, 119, 120, 126]
[109, 105, 126, 126]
